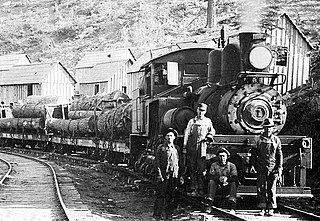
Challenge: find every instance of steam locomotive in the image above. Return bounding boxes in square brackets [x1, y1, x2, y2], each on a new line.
[131, 32, 312, 198]
[0, 31, 312, 198]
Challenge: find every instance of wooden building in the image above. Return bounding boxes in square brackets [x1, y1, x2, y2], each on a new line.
[75, 48, 135, 96]
[0, 62, 76, 104]
[266, 13, 314, 94]
[0, 54, 31, 71]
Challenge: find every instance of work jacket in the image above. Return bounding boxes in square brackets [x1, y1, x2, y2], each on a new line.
[155, 143, 183, 180]
[208, 161, 238, 183]
[252, 135, 283, 174]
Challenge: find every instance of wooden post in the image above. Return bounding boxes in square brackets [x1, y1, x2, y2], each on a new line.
[206, 0, 213, 28]
[213, 0, 217, 29]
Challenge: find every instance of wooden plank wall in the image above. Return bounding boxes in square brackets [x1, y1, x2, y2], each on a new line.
[78, 61, 132, 96]
[267, 15, 311, 95]
[127, 71, 144, 99]
[41, 64, 75, 102]
[79, 82, 109, 96]
[0, 84, 40, 104]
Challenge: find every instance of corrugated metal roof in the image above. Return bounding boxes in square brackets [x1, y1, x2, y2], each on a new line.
[0, 54, 31, 70]
[78, 60, 127, 83]
[0, 62, 73, 85]
[75, 48, 135, 69]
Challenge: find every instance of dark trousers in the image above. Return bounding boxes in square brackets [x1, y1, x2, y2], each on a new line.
[257, 172, 277, 209]
[207, 180, 237, 202]
[187, 148, 206, 191]
[1, 109, 5, 118]
[153, 176, 178, 218]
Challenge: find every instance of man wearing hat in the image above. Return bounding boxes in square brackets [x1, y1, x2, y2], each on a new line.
[251, 118, 283, 216]
[153, 128, 183, 221]
[207, 147, 238, 214]
[183, 102, 215, 196]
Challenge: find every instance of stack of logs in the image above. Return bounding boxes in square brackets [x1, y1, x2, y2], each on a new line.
[0, 91, 132, 138]
[0, 103, 46, 132]
[47, 90, 132, 138]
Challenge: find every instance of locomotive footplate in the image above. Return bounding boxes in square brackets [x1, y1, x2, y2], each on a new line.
[237, 186, 313, 198]
[206, 134, 312, 198]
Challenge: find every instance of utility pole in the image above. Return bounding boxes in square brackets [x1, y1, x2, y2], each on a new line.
[213, 0, 217, 28]
[206, 0, 217, 29]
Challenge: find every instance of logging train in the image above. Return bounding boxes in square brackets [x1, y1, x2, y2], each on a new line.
[0, 32, 313, 198]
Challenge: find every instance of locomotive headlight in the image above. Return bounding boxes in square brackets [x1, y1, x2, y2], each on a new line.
[248, 46, 273, 70]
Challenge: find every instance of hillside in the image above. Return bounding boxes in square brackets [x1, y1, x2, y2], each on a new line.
[0, 0, 320, 74]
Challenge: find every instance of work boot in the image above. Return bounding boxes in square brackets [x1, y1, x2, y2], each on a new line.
[206, 196, 213, 202]
[229, 200, 236, 211]
[266, 209, 274, 216]
[206, 205, 212, 213]
[205, 197, 213, 213]
[189, 190, 198, 196]
[165, 214, 173, 220]
[258, 209, 266, 216]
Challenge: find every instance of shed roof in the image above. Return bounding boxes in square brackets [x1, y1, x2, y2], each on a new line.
[75, 48, 136, 69]
[0, 62, 75, 85]
[0, 54, 31, 71]
[281, 13, 314, 50]
[78, 59, 128, 84]
[128, 41, 216, 73]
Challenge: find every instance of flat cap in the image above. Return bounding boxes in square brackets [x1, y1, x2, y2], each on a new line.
[263, 118, 275, 127]
[198, 103, 207, 111]
[217, 147, 230, 157]
[164, 127, 178, 138]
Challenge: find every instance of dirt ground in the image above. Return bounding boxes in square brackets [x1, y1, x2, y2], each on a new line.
[57, 162, 155, 221]
[55, 161, 320, 221]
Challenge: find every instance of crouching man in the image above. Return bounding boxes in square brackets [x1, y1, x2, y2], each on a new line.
[207, 147, 238, 214]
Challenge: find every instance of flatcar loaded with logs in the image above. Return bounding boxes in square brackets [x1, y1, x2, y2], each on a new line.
[0, 31, 313, 199]
[0, 91, 132, 163]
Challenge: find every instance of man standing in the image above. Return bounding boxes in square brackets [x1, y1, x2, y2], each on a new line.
[183, 103, 215, 196]
[207, 147, 238, 214]
[0, 101, 6, 118]
[251, 118, 283, 216]
[153, 128, 183, 221]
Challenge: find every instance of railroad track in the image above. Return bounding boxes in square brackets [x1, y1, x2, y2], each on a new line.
[0, 151, 68, 221]
[2, 147, 320, 221]
[191, 198, 320, 221]
[0, 151, 108, 221]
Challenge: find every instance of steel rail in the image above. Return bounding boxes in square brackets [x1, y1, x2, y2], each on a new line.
[0, 151, 70, 221]
[200, 200, 247, 221]
[279, 203, 320, 220]
[0, 157, 12, 184]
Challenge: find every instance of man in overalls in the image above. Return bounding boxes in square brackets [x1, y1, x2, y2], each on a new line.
[183, 103, 215, 196]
